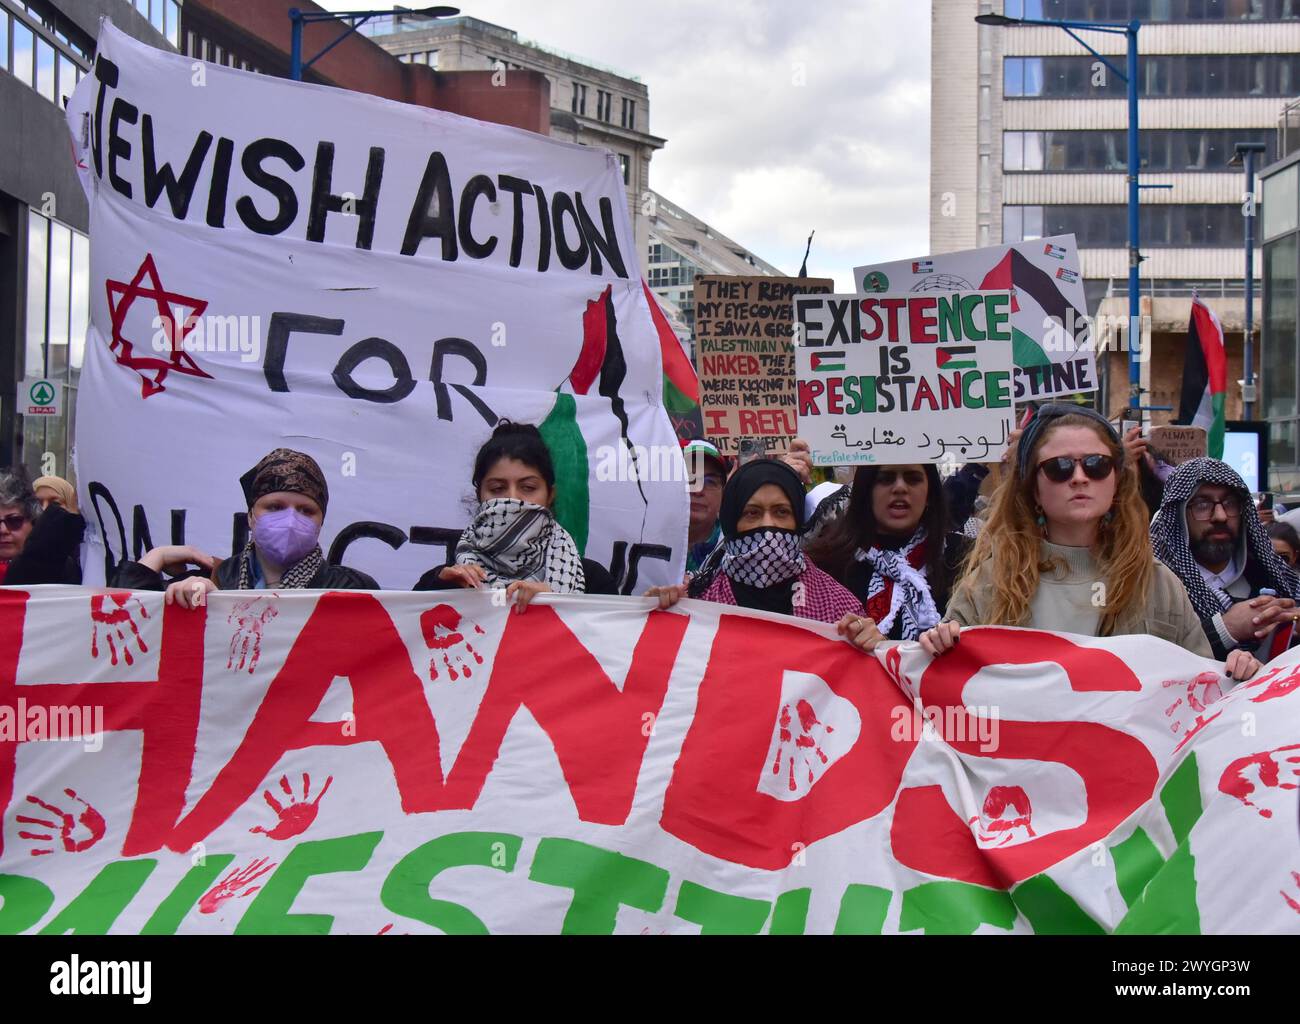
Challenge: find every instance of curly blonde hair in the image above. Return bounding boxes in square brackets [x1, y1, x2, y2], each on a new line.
[951, 414, 1153, 635]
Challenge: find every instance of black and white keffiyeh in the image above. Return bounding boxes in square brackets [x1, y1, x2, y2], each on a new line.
[236, 541, 325, 590]
[719, 527, 806, 588]
[855, 526, 941, 638]
[456, 498, 585, 593]
[1150, 457, 1299, 619]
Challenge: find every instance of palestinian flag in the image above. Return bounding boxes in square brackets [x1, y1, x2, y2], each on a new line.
[1177, 295, 1227, 459]
[936, 345, 977, 371]
[980, 248, 1081, 375]
[810, 351, 846, 372]
[641, 280, 699, 417]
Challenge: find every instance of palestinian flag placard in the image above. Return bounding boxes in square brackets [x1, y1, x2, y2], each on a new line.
[810, 351, 847, 372]
[936, 345, 977, 370]
[855, 235, 1097, 401]
[1177, 295, 1227, 459]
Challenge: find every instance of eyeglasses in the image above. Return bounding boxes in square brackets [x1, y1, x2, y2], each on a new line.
[1187, 496, 1242, 521]
[1036, 454, 1115, 484]
[690, 474, 724, 491]
[0, 514, 30, 532]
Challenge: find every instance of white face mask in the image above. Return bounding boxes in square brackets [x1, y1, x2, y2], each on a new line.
[721, 527, 806, 588]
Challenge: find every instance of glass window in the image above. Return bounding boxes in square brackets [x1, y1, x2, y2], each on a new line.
[70, 232, 89, 373]
[1023, 206, 1044, 240]
[56, 51, 76, 105]
[1004, 132, 1024, 171]
[1264, 235, 1298, 420]
[12, 20, 34, 87]
[1023, 131, 1044, 170]
[26, 212, 49, 378]
[1024, 57, 1044, 96]
[34, 36, 54, 100]
[151, 0, 165, 33]
[167, 0, 181, 47]
[1004, 57, 1023, 97]
[47, 222, 71, 378]
[0, 14, 8, 72]
[1003, 206, 1024, 243]
[1264, 164, 1299, 240]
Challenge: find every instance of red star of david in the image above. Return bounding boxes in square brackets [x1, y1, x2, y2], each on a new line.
[104, 253, 214, 398]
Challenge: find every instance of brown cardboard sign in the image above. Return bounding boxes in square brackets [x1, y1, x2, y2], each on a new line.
[693, 275, 833, 455]
[1149, 425, 1208, 465]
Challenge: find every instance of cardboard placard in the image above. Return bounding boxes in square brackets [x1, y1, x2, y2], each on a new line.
[1149, 425, 1208, 465]
[794, 291, 1016, 466]
[693, 275, 833, 455]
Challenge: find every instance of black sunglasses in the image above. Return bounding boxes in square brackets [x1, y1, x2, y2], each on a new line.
[1037, 454, 1116, 484]
[0, 513, 30, 532]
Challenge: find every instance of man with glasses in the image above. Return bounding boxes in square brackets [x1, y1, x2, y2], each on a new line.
[1151, 458, 1300, 660]
[683, 439, 728, 576]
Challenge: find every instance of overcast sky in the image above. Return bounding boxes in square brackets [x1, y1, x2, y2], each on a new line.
[321, 1, 931, 289]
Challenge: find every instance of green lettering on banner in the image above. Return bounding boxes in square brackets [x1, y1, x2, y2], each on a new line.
[833, 884, 891, 934]
[1012, 874, 1104, 935]
[235, 831, 383, 935]
[381, 831, 522, 935]
[1111, 828, 1163, 908]
[674, 880, 770, 935]
[0, 874, 55, 934]
[899, 881, 1016, 935]
[768, 888, 811, 935]
[985, 294, 1011, 340]
[959, 295, 986, 342]
[39, 860, 157, 934]
[1114, 755, 1204, 935]
[141, 855, 236, 935]
[961, 372, 985, 410]
[937, 295, 962, 344]
[985, 370, 1011, 408]
[528, 837, 669, 934]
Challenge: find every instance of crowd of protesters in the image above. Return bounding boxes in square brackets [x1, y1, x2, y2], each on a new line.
[2, 405, 1297, 681]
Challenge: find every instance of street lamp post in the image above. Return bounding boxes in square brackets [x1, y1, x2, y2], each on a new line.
[1231, 141, 1267, 422]
[976, 13, 1163, 425]
[288, 6, 460, 82]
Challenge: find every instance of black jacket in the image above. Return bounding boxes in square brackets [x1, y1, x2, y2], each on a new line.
[4, 505, 84, 585]
[413, 558, 614, 594]
[112, 555, 378, 591]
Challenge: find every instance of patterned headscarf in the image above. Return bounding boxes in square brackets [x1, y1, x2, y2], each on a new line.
[456, 498, 585, 593]
[1150, 457, 1299, 618]
[856, 526, 941, 639]
[240, 449, 329, 513]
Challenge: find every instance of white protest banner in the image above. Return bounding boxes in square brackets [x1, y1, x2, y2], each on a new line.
[794, 292, 1015, 465]
[854, 235, 1098, 402]
[64, 23, 686, 592]
[2, 584, 1297, 934]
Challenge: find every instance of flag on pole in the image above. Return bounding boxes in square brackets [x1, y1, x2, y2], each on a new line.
[1177, 295, 1227, 459]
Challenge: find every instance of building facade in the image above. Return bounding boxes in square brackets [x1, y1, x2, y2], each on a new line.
[363, 14, 665, 263]
[644, 190, 785, 359]
[1260, 106, 1300, 492]
[932, 0, 1300, 420]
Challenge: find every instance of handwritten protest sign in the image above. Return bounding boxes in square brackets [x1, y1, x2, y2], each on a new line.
[3, 585, 1298, 934]
[64, 23, 686, 593]
[794, 292, 1015, 465]
[693, 276, 833, 455]
[854, 235, 1097, 402]
[1150, 425, 1208, 466]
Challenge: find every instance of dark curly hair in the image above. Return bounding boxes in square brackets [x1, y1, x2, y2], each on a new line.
[471, 421, 556, 494]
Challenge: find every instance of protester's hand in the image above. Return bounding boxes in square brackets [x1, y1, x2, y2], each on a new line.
[1000, 427, 1023, 467]
[919, 621, 961, 656]
[1223, 596, 1297, 642]
[165, 576, 216, 610]
[1258, 505, 1276, 525]
[837, 613, 885, 653]
[140, 544, 214, 576]
[1225, 649, 1261, 682]
[1122, 426, 1149, 468]
[505, 580, 550, 613]
[780, 438, 813, 486]
[645, 584, 687, 609]
[438, 564, 487, 589]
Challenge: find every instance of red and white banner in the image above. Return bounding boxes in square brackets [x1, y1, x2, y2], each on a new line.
[1, 586, 1297, 934]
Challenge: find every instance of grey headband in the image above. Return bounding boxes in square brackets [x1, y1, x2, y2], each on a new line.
[1016, 403, 1123, 479]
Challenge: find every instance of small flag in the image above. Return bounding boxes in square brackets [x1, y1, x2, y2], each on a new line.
[912, 260, 933, 274]
[810, 351, 846, 372]
[936, 345, 977, 371]
[1043, 242, 1067, 261]
[1177, 295, 1227, 459]
[1055, 267, 1079, 284]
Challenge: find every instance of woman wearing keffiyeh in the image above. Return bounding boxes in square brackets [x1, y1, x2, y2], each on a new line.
[415, 422, 609, 609]
[114, 448, 379, 603]
[803, 464, 971, 642]
[645, 460, 878, 648]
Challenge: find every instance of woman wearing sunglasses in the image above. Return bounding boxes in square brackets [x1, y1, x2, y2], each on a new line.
[919, 405, 1260, 681]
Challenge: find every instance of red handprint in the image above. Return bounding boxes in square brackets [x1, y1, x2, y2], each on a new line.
[17, 789, 106, 856]
[1161, 671, 1225, 736]
[89, 593, 150, 666]
[420, 603, 485, 682]
[771, 700, 834, 794]
[1219, 743, 1300, 818]
[199, 857, 276, 914]
[1283, 871, 1300, 915]
[250, 772, 332, 840]
[968, 785, 1038, 847]
[1243, 662, 1300, 704]
[227, 595, 278, 673]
